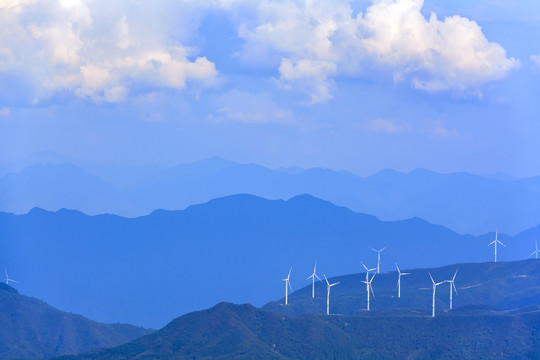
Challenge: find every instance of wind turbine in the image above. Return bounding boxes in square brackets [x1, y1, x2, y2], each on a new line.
[446, 269, 459, 310]
[530, 238, 540, 260]
[282, 267, 292, 305]
[488, 228, 505, 263]
[395, 262, 410, 298]
[370, 246, 387, 273]
[4, 265, 17, 286]
[429, 273, 446, 317]
[361, 262, 376, 310]
[323, 274, 340, 315]
[306, 261, 322, 298]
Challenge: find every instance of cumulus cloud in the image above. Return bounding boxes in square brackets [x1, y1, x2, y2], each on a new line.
[0, 0, 218, 103]
[225, 0, 519, 102]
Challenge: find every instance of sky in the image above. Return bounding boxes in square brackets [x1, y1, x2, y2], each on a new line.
[0, 0, 539, 177]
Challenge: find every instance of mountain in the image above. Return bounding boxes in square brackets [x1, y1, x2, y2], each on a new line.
[1, 194, 538, 328]
[263, 259, 540, 316]
[1, 157, 539, 234]
[55, 302, 540, 360]
[0, 163, 132, 215]
[0, 283, 152, 360]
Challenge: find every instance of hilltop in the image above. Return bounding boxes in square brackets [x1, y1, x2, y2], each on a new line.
[263, 259, 540, 316]
[0, 283, 152, 360]
[56, 302, 540, 360]
[1, 158, 539, 234]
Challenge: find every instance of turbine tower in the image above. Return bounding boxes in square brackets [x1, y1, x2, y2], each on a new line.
[282, 267, 292, 305]
[530, 238, 540, 260]
[395, 262, 410, 298]
[306, 261, 322, 298]
[429, 273, 446, 317]
[446, 269, 459, 310]
[361, 262, 376, 310]
[4, 265, 17, 285]
[488, 228, 505, 263]
[370, 246, 387, 273]
[323, 274, 340, 315]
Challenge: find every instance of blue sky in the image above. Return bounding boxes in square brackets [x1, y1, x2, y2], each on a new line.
[1, 0, 539, 177]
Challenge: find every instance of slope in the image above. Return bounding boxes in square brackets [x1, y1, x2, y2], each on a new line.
[0, 283, 152, 360]
[56, 302, 540, 360]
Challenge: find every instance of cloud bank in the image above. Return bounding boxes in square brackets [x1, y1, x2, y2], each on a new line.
[0, 0, 218, 103]
[0, 0, 519, 105]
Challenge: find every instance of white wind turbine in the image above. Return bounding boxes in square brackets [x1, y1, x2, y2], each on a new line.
[429, 273, 446, 317]
[446, 269, 459, 310]
[323, 274, 340, 315]
[488, 228, 505, 263]
[306, 261, 322, 298]
[4, 265, 17, 285]
[361, 262, 376, 310]
[282, 267, 292, 305]
[395, 263, 410, 298]
[530, 238, 540, 260]
[370, 246, 387, 273]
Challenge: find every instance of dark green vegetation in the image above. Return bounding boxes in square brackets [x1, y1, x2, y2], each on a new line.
[56, 302, 540, 360]
[2, 158, 540, 234]
[1, 194, 538, 327]
[264, 259, 540, 316]
[0, 283, 152, 360]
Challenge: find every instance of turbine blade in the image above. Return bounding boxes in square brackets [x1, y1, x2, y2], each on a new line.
[369, 247, 376, 252]
[288, 281, 293, 292]
[429, 272, 435, 284]
[453, 268, 459, 281]
[395, 262, 400, 273]
[381, 246, 388, 252]
[306, 274, 314, 280]
[370, 284, 375, 298]
[315, 274, 322, 282]
[453, 282, 458, 295]
[488, 240, 495, 246]
[402, 273, 411, 276]
[288, 267, 292, 278]
[314, 262, 317, 273]
[499, 241, 506, 247]
[361, 262, 368, 271]
[324, 274, 329, 286]
[370, 273, 376, 282]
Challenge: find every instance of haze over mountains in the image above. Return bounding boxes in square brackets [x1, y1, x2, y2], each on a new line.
[2, 194, 538, 328]
[1, 156, 539, 235]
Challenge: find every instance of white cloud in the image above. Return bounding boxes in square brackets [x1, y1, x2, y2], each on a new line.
[531, 54, 540, 70]
[223, 0, 519, 102]
[0, 107, 10, 116]
[211, 90, 294, 124]
[0, 0, 218, 103]
[367, 118, 413, 134]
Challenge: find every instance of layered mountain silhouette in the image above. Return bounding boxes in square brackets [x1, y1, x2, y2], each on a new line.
[56, 301, 540, 360]
[1, 194, 538, 328]
[1, 157, 539, 234]
[0, 283, 152, 360]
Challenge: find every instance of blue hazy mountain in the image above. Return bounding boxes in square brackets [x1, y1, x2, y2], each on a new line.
[1, 157, 539, 234]
[1, 194, 538, 328]
[0, 282, 152, 359]
[56, 301, 540, 360]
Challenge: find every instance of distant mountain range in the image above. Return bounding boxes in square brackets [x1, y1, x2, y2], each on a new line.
[0, 283, 152, 360]
[1, 194, 538, 328]
[263, 259, 540, 316]
[1, 157, 539, 234]
[56, 301, 540, 360]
